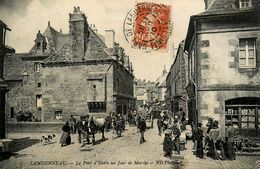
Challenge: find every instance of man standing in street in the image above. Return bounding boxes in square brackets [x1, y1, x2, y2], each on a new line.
[157, 116, 163, 136]
[139, 117, 147, 144]
[77, 115, 90, 146]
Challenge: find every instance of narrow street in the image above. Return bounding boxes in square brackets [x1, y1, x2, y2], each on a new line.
[0, 121, 259, 169]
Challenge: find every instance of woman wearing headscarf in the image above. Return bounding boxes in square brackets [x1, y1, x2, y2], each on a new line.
[208, 120, 220, 160]
[225, 121, 236, 160]
[60, 121, 71, 147]
[194, 122, 204, 158]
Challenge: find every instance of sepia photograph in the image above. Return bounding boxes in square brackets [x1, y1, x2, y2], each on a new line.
[0, 0, 260, 168]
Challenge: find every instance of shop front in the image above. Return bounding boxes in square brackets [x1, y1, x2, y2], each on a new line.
[225, 97, 260, 137]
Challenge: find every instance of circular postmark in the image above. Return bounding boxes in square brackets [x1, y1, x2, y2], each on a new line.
[123, 2, 172, 52]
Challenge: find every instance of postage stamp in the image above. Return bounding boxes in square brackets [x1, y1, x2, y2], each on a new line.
[123, 2, 172, 52]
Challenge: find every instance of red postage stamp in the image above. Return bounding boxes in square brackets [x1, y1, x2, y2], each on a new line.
[124, 2, 171, 52]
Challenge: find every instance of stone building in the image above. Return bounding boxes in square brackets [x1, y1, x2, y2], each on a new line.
[184, 0, 260, 136]
[0, 20, 14, 138]
[4, 7, 135, 122]
[166, 40, 188, 117]
[134, 79, 156, 107]
[155, 66, 168, 104]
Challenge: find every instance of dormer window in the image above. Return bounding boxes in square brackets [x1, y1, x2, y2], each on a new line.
[36, 42, 41, 50]
[239, 0, 252, 9]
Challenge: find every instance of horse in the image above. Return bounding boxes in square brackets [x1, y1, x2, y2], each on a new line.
[88, 116, 106, 145]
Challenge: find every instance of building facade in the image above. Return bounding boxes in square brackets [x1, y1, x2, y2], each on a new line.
[4, 7, 135, 122]
[184, 0, 260, 136]
[134, 79, 156, 107]
[166, 40, 188, 116]
[155, 66, 168, 104]
[0, 20, 14, 138]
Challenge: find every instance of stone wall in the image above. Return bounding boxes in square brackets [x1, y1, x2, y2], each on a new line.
[5, 60, 44, 121]
[41, 62, 113, 122]
[198, 90, 260, 136]
[197, 30, 260, 87]
[6, 122, 64, 133]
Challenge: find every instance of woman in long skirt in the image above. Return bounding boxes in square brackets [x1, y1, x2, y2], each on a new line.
[225, 121, 236, 160]
[195, 123, 204, 158]
[60, 121, 71, 147]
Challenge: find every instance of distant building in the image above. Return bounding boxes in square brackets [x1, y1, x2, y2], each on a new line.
[0, 20, 14, 138]
[4, 7, 135, 122]
[166, 40, 188, 116]
[155, 66, 168, 104]
[184, 0, 260, 136]
[134, 79, 156, 107]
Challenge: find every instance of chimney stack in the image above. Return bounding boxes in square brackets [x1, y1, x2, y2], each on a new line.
[105, 30, 115, 49]
[204, 0, 214, 10]
[69, 6, 89, 58]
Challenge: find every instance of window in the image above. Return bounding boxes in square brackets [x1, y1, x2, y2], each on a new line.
[38, 83, 41, 87]
[239, 38, 256, 68]
[37, 42, 41, 50]
[93, 84, 97, 100]
[34, 63, 41, 72]
[36, 95, 42, 109]
[10, 107, 14, 118]
[88, 102, 106, 113]
[55, 110, 62, 120]
[239, 0, 252, 9]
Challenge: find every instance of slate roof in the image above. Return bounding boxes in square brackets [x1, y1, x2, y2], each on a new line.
[26, 25, 69, 58]
[199, 0, 260, 16]
[0, 20, 7, 28]
[43, 27, 110, 64]
[184, 0, 260, 51]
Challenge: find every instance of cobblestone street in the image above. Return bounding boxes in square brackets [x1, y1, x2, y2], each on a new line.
[0, 121, 259, 169]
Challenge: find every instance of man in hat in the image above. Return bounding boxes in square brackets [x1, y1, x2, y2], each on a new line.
[77, 115, 90, 146]
[139, 117, 147, 144]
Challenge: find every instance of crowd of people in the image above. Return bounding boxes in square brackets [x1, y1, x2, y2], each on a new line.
[58, 106, 237, 162]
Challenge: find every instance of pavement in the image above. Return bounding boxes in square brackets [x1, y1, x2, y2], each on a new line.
[0, 120, 259, 169]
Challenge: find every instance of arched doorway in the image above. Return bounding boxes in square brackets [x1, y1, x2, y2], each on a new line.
[225, 97, 260, 137]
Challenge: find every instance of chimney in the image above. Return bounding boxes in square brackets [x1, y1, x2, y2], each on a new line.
[69, 6, 89, 58]
[204, 0, 214, 10]
[105, 30, 115, 49]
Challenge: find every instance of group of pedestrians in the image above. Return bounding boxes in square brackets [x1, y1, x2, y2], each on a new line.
[161, 110, 184, 157]
[60, 115, 91, 147]
[193, 118, 236, 160]
[59, 108, 237, 162]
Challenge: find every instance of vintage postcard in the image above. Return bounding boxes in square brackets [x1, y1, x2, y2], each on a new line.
[0, 0, 260, 169]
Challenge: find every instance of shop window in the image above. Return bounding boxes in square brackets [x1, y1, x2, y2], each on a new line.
[225, 97, 260, 137]
[239, 0, 252, 9]
[55, 110, 62, 120]
[239, 38, 256, 68]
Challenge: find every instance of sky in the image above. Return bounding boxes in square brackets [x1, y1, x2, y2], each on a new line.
[0, 0, 204, 81]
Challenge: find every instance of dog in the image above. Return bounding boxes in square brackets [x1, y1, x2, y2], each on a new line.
[40, 134, 56, 145]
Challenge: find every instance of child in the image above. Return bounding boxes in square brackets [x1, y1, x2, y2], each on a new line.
[163, 129, 173, 157]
